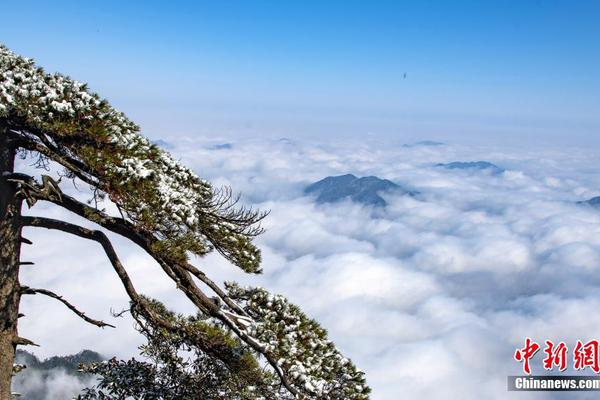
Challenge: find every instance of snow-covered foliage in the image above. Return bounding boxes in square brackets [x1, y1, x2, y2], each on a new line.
[0, 44, 260, 272]
[2, 44, 371, 398]
[226, 284, 370, 399]
[79, 299, 294, 400]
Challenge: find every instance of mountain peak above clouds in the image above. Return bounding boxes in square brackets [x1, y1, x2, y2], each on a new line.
[578, 196, 600, 208]
[436, 161, 505, 174]
[12, 350, 106, 400]
[208, 143, 233, 150]
[304, 174, 417, 207]
[15, 349, 105, 372]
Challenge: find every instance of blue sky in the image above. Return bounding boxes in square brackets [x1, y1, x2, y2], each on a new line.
[2, 1, 599, 144]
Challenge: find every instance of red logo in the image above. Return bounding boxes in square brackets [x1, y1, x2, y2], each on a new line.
[515, 338, 600, 374]
[543, 340, 568, 372]
[515, 338, 540, 375]
[573, 340, 600, 373]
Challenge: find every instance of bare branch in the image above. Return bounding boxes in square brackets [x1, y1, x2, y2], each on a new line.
[110, 307, 130, 318]
[13, 176, 299, 396]
[12, 337, 39, 347]
[18, 215, 175, 333]
[204, 185, 268, 237]
[20, 286, 115, 329]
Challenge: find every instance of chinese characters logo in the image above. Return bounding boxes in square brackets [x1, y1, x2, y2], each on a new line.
[515, 338, 600, 374]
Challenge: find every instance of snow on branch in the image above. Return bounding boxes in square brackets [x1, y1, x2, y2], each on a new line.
[1, 44, 372, 399]
[0, 44, 264, 273]
[226, 283, 370, 399]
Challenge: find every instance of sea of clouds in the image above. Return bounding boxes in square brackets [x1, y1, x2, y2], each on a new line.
[13, 136, 600, 399]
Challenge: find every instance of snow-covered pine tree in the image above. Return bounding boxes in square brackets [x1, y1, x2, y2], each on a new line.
[0, 45, 370, 399]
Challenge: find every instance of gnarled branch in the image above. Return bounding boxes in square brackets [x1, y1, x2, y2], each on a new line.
[18, 215, 175, 334]
[13, 176, 300, 396]
[20, 286, 115, 329]
[7, 125, 99, 188]
[181, 262, 249, 317]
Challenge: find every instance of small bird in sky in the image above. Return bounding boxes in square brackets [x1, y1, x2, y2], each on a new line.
[403, 73, 407, 79]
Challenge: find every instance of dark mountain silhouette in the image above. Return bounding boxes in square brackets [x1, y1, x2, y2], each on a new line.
[15, 349, 104, 373]
[208, 143, 233, 150]
[12, 350, 105, 400]
[578, 196, 600, 208]
[305, 174, 417, 207]
[436, 161, 504, 174]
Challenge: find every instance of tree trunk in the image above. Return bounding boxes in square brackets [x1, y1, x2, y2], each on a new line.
[0, 122, 23, 400]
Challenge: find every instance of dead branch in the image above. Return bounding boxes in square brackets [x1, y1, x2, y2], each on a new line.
[13, 176, 299, 396]
[20, 286, 115, 329]
[18, 215, 174, 333]
[12, 337, 38, 347]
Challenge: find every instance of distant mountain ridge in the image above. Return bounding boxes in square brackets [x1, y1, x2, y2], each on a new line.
[436, 161, 504, 174]
[16, 349, 104, 373]
[304, 174, 417, 207]
[208, 143, 233, 150]
[402, 140, 445, 148]
[12, 350, 105, 400]
[578, 196, 600, 208]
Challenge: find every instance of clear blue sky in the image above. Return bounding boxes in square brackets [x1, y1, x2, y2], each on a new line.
[2, 1, 599, 145]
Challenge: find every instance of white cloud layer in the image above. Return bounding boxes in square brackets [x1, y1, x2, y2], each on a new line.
[12, 367, 97, 400]
[15, 137, 600, 399]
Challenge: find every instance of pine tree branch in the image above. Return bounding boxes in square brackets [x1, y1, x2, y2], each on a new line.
[181, 262, 249, 317]
[6, 123, 99, 188]
[13, 176, 300, 397]
[20, 286, 115, 329]
[12, 337, 38, 347]
[17, 137, 99, 188]
[18, 215, 174, 332]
